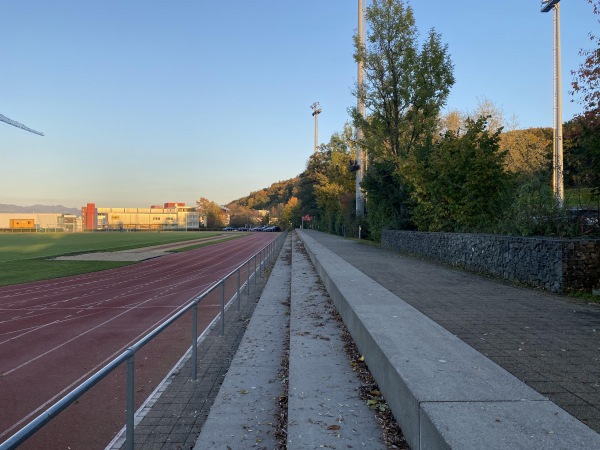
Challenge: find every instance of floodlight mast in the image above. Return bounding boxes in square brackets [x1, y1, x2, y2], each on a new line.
[541, 0, 563, 207]
[355, 0, 366, 219]
[0, 114, 44, 136]
[310, 102, 322, 153]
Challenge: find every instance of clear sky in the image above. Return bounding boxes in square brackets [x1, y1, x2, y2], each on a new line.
[0, 1, 596, 209]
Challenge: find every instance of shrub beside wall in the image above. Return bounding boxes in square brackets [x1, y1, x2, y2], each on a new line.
[381, 231, 600, 293]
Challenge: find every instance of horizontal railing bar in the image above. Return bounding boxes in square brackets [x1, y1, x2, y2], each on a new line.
[1, 349, 133, 450]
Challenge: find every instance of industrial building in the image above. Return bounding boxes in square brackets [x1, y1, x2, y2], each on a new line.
[82, 203, 200, 231]
[0, 213, 81, 232]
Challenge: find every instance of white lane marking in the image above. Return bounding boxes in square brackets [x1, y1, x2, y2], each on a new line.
[2, 294, 165, 376]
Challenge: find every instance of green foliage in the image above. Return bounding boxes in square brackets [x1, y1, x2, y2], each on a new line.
[501, 127, 552, 176]
[232, 178, 299, 212]
[306, 126, 357, 233]
[406, 117, 512, 232]
[228, 178, 300, 226]
[362, 157, 413, 240]
[349, 0, 454, 239]
[564, 113, 600, 196]
[570, 0, 600, 114]
[352, 0, 454, 159]
[499, 177, 563, 236]
[280, 196, 300, 228]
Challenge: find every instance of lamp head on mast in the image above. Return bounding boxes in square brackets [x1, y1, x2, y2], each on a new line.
[541, 0, 560, 13]
[310, 102, 322, 117]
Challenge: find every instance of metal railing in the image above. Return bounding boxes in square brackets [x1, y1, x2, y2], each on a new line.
[0, 231, 287, 450]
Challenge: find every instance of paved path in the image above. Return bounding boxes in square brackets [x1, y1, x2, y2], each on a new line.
[303, 230, 600, 433]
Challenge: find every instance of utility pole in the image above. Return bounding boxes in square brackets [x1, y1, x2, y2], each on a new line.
[310, 102, 322, 153]
[355, 0, 366, 218]
[541, 0, 563, 207]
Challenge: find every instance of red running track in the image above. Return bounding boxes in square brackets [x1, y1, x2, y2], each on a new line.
[0, 233, 278, 449]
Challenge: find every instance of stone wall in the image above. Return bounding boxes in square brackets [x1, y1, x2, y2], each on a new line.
[381, 231, 600, 293]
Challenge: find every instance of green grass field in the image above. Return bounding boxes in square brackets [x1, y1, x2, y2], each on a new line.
[0, 231, 225, 287]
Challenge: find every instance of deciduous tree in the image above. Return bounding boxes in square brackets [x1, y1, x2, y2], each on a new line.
[571, 0, 600, 116]
[196, 197, 226, 228]
[351, 0, 454, 237]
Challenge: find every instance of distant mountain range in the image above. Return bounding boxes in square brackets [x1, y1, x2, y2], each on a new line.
[0, 204, 81, 215]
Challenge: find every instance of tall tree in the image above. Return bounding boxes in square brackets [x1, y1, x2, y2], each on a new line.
[196, 197, 226, 228]
[351, 0, 454, 237]
[280, 196, 300, 228]
[568, 0, 600, 196]
[571, 0, 600, 116]
[352, 0, 455, 159]
[309, 125, 356, 232]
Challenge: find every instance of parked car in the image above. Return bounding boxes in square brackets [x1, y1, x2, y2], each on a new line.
[223, 227, 235, 231]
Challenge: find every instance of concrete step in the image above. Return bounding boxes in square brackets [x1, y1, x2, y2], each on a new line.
[193, 234, 291, 449]
[194, 232, 386, 449]
[287, 233, 385, 449]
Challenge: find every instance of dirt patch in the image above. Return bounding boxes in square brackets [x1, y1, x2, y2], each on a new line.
[53, 235, 231, 262]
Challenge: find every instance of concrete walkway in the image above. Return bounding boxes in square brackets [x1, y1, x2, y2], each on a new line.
[302, 229, 600, 434]
[300, 229, 600, 449]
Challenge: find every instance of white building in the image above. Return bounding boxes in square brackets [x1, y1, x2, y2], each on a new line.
[83, 203, 199, 231]
[0, 213, 81, 232]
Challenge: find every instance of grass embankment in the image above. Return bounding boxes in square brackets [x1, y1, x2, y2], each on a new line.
[0, 232, 227, 287]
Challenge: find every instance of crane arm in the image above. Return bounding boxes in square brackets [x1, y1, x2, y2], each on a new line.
[0, 113, 44, 136]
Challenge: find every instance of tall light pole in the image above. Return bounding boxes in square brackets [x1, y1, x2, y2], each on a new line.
[311, 102, 322, 153]
[355, 0, 366, 218]
[541, 0, 564, 207]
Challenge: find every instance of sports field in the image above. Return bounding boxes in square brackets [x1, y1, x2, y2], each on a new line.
[0, 231, 232, 286]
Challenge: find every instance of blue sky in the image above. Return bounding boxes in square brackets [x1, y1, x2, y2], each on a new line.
[0, 1, 596, 209]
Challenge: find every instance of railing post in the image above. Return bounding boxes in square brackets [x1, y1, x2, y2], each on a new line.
[125, 353, 135, 450]
[247, 259, 251, 296]
[220, 280, 225, 335]
[191, 303, 198, 381]
[237, 268, 241, 311]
